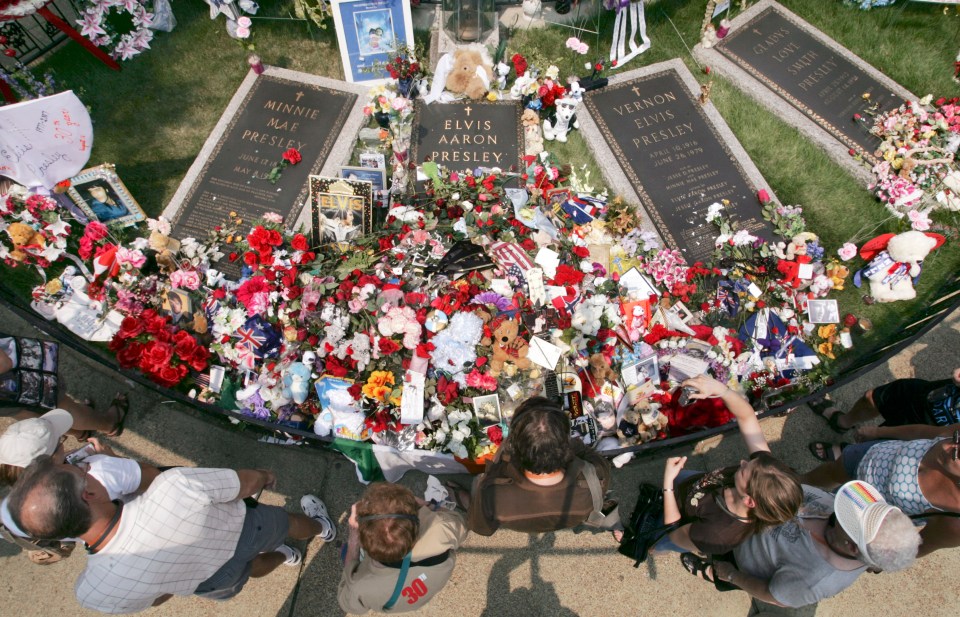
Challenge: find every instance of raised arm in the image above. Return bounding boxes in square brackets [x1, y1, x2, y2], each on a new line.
[857, 423, 956, 443]
[683, 374, 769, 454]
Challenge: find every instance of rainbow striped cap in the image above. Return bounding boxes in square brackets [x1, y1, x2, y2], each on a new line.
[834, 480, 896, 565]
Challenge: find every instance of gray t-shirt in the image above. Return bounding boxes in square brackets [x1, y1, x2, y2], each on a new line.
[733, 485, 867, 608]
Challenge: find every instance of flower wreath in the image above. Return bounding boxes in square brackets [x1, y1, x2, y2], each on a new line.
[76, 0, 155, 61]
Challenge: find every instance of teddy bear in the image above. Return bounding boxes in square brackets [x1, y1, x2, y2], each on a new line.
[588, 353, 618, 386]
[430, 311, 484, 386]
[700, 23, 719, 48]
[543, 95, 580, 143]
[522, 108, 544, 157]
[444, 46, 493, 101]
[282, 361, 313, 404]
[148, 228, 180, 274]
[638, 406, 669, 443]
[617, 406, 642, 446]
[854, 230, 944, 302]
[5, 222, 45, 262]
[825, 262, 850, 291]
[489, 315, 531, 377]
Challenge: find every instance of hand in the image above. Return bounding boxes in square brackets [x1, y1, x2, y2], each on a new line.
[348, 503, 359, 530]
[87, 437, 115, 457]
[260, 470, 277, 490]
[713, 561, 736, 582]
[682, 374, 728, 399]
[663, 456, 687, 486]
[952, 367, 960, 387]
[855, 426, 879, 443]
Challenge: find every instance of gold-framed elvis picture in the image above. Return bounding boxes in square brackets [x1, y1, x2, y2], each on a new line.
[66, 164, 146, 227]
[309, 175, 372, 247]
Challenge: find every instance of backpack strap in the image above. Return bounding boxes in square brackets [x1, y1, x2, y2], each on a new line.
[580, 459, 620, 530]
[382, 552, 411, 611]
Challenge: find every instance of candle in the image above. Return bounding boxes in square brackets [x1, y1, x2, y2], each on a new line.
[248, 54, 265, 75]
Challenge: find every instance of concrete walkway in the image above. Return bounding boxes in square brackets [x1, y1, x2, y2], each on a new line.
[0, 303, 956, 617]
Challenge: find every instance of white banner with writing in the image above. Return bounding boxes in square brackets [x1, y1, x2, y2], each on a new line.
[0, 91, 93, 189]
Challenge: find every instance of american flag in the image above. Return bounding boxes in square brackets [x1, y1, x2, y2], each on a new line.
[507, 264, 526, 284]
[490, 241, 534, 271]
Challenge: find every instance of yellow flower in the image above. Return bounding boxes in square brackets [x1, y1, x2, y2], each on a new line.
[818, 341, 835, 360]
[891, 157, 903, 170]
[486, 92, 498, 102]
[818, 324, 837, 339]
[362, 371, 396, 401]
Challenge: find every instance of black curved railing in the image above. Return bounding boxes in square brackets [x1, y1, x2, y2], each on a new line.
[3, 269, 958, 463]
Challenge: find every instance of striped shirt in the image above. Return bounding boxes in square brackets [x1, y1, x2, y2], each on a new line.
[76, 468, 246, 614]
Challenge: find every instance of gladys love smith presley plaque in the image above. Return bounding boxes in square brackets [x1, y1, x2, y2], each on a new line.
[167, 73, 356, 246]
[715, 2, 903, 164]
[585, 66, 771, 263]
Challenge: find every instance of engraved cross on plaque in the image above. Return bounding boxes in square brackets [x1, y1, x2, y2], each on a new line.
[463, 105, 472, 116]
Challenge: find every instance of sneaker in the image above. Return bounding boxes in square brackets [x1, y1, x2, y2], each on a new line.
[275, 544, 301, 566]
[301, 494, 336, 543]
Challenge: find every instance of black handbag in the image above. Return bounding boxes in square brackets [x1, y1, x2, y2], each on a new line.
[617, 483, 679, 567]
[0, 335, 59, 408]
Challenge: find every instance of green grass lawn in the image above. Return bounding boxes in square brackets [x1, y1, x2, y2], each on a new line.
[16, 0, 960, 368]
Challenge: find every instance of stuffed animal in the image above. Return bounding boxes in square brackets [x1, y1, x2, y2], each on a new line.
[282, 361, 313, 404]
[510, 70, 537, 100]
[522, 108, 544, 157]
[543, 96, 580, 143]
[431, 312, 484, 386]
[588, 353, 618, 386]
[489, 315, 531, 376]
[5, 222, 45, 262]
[617, 406, 642, 446]
[854, 230, 944, 302]
[700, 24, 718, 48]
[825, 262, 850, 291]
[638, 406, 669, 442]
[494, 61, 510, 91]
[148, 229, 180, 274]
[444, 46, 493, 101]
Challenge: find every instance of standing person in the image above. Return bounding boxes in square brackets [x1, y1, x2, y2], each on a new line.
[461, 396, 617, 535]
[808, 367, 960, 462]
[339, 483, 469, 613]
[7, 457, 337, 613]
[657, 375, 802, 556]
[802, 422, 960, 557]
[681, 482, 920, 616]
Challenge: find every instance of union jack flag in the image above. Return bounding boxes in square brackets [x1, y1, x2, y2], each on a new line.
[490, 241, 534, 271]
[235, 326, 265, 352]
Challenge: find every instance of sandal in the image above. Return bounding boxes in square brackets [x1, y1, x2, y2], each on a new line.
[444, 481, 471, 511]
[680, 553, 737, 592]
[105, 393, 129, 438]
[808, 441, 849, 462]
[809, 397, 847, 434]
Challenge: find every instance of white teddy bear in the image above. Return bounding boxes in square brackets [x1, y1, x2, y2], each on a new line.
[430, 312, 484, 386]
[856, 230, 942, 302]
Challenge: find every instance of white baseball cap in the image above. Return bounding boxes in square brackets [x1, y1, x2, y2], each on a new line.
[0, 409, 74, 467]
[834, 480, 897, 565]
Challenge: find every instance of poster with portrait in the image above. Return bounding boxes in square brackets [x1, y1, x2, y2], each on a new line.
[309, 175, 373, 247]
[331, 0, 414, 84]
[66, 163, 146, 227]
[162, 289, 194, 328]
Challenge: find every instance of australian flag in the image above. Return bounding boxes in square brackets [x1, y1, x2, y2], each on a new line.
[233, 315, 281, 359]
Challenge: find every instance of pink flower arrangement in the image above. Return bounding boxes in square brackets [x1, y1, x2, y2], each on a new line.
[837, 242, 858, 261]
[236, 276, 272, 316]
[169, 268, 201, 290]
[378, 305, 421, 349]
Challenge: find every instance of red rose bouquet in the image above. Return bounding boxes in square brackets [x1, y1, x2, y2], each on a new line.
[109, 310, 209, 388]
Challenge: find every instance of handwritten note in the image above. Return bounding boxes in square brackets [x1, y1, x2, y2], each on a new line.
[0, 91, 92, 189]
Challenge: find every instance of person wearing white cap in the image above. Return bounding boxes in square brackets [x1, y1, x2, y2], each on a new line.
[681, 482, 920, 616]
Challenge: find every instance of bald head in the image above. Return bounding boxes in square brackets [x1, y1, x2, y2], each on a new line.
[8, 455, 92, 540]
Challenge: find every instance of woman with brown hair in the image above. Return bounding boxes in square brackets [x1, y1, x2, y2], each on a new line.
[661, 375, 803, 563]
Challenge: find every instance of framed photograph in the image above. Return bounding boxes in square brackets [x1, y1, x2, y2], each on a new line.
[66, 164, 146, 227]
[666, 301, 694, 324]
[472, 393, 502, 426]
[330, 0, 414, 84]
[340, 165, 387, 193]
[359, 151, 386, 169]
[309, 175, 373, 247]
[162, 289, 193, 328]
[806, 299, 840, 324]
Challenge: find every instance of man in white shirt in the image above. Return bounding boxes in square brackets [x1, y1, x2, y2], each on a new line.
[7, 455, 337, 613]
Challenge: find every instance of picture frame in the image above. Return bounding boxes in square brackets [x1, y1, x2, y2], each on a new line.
[806, 299, 840, 324]
[340, 165, 387, 193]
[359, 151, 386, 169]
[162, 289, 193, 328]
[330, 0, 415, 84]
[309, 175, 373, 247]
[472, 393, 502, 427]
[66, 164, 146, 227]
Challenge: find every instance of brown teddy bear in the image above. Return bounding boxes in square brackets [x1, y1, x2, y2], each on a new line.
[522, 108, 544, 156]
[148, 229, 180, 274]
[5, 222, 45, 262]
[588, 353, 618, 385]
[488, 315, 531, 376]
[825, 262, 850, 291]
[445, 46, 493, 101]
